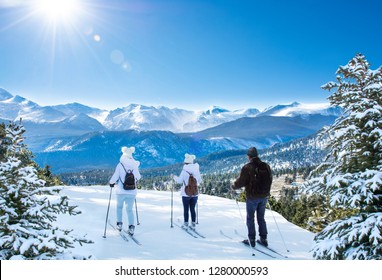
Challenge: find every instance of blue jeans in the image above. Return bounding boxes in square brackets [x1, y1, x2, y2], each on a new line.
[246, 197, 268, 242]
[182, 196, 198, 223]
[116, 194, 136, 225]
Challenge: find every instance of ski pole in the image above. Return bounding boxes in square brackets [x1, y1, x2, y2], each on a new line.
[135, 198, 140, 225]
[267, 201, 290, 252]
[171, 180, 174, 228]
[231, 189, 245, 220]
[196, 200, 199, 225]
[103, 186, 113, 238]
[232, 191, 256, 255]
[235, 196, 245, 221]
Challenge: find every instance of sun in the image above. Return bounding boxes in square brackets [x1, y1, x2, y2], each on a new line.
[33, 0, 83, 23]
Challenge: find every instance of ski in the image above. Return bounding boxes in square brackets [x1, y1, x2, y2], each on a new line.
[219, 229, 233, 239]
[189, 227, 206, 238]
[241, 241, 275, 258]
[174, 222, 198, 238]
[234, 229, 246, 239]
[123, 230, 142, 246]
[234, 229, 276, 259]
[177, 219, 205, 238]
[256, 240, 288, 258]
[108, 220, 129, 242]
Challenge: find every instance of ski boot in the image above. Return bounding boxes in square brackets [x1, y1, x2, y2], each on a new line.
[243, 239, 256, 247]
[181, 222, 189, 229]
[128, 225, 135, 236]
[258, 236, 268, 247]
[116, 222, 123, 232]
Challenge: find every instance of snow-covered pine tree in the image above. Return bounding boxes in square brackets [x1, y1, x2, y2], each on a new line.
[0, 121, 93, 260]
[303, 54, 382, 260]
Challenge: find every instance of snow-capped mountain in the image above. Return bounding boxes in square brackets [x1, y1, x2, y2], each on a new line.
[0, 91, 103, 131]
[97, 105, 261, 132]
[103, 104, 196, 132]
[259, 102, 342, 117]
[0, 88, 13, 101]
[0, 89, 264, 133]
[0, 90, 68, 123]
[0, 88, 341, 135]
[183, 106, 260, 132]
[51, 102, 108, 124]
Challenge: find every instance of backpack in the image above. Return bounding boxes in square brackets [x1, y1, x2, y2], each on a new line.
[249, 160, 272, 197]
[120, 163, 136, 190]
[184, 171, 198, 196]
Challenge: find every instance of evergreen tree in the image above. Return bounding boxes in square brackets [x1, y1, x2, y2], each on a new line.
[0, 121, 92, 260]
[303, 54, 382, 259]
[0, 123, 6, 162]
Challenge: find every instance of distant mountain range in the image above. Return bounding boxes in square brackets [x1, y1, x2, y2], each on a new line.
[0, 87, 341, 172]
[0, 87, 341, 134]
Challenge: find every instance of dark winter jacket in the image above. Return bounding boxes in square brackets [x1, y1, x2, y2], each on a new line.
[232, 157, 272, 199]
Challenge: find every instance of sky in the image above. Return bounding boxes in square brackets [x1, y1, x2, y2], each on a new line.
[0, 0, 381, 111]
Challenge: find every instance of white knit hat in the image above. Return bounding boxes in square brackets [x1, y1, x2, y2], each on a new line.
[121, 146, 135, 159]
[184, 153, 196, 164]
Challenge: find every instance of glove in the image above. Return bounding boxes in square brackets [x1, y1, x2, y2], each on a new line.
[109, 183, 115, 188]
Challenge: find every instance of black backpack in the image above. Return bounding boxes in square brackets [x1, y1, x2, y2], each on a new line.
[120, 163, 136, 190]
[249, 160, 272, 197]
[184, 171, 198, 196]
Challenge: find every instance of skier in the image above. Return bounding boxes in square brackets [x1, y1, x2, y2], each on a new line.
[109, 146, 141, 235]
[173, 153, 202, 229]
[231, 147, 272, 247]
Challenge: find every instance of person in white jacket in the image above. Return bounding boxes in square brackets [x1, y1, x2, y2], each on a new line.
[109, 146, 141, 235]
[173, 153, 202, 229]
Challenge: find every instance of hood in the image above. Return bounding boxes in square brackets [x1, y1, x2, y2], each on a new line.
[120, 156, 140, 169]
[182, 163, 200, 174]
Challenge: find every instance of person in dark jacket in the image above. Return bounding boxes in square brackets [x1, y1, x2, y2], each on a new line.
[231, 147, 272, 247]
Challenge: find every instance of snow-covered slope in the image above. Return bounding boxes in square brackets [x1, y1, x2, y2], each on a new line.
[182, 106, 260, 132]
[259, 102, 342, 117]
[0, 94, 60, 121]
[98, 104, 261, 132]
[56, 186, 314, 260]
[0, 88, 13, 101]
[51, 102, 108, 124]
[103, 104, 196, 132]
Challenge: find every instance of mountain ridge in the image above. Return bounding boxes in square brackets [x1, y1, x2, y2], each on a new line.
[0, 87, 341, 134]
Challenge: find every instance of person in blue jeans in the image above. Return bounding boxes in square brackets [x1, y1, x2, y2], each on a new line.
[173, 153, 202, 229]
[231, 147, 272, 247]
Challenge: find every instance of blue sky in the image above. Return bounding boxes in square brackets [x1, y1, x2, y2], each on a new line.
[0, 0, 381, 111]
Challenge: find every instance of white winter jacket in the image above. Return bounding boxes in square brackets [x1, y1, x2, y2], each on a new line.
[109, 155, 141, 195]
[173, 163, 202, 197]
